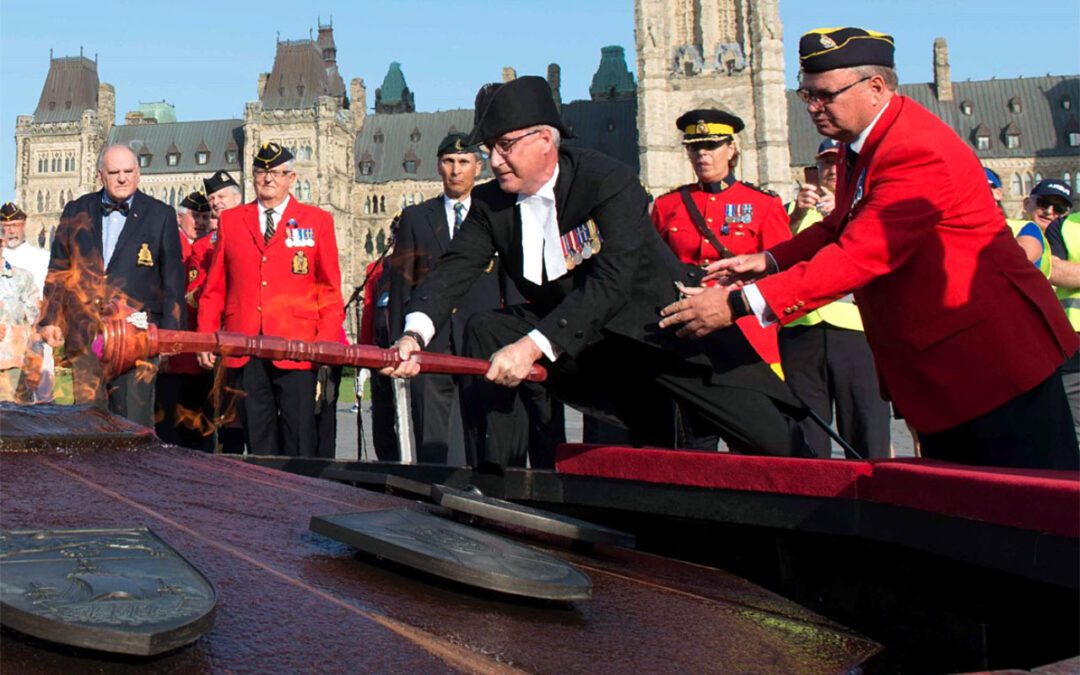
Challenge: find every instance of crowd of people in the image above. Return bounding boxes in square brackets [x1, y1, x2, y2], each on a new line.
[2, 25, 1077, 471]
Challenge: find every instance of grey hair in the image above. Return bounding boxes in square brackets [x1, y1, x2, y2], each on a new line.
[217, 185, 243, 197]
[540, 125, 562, 148]
[282, 159, 296, 172]
[853, 65, 898, 91]
[96, 143, 138, 172]
[176, 205, 190, 216]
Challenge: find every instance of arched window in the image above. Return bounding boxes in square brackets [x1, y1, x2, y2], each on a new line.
[36, 191, 43, 212]
[363, 197, 371, 215]
[302, 180, 311, 201]
[1034, 172, 1043, 184]
[1064, 172, 1072, 192]
[376, 230, 386, 253]
[1010, 173, 1023, 196]
[45, 190, 50, 210]
[364, 231, 374, 255]
[1023, 173, 1033, 195]
[169, 187, 176, 206]
[67, 189, 73, 203]
[147, 188, 154, 198]
[303, 145, 313, 160]
[58, 192, 65, 209]
[379, 196, 385, 213]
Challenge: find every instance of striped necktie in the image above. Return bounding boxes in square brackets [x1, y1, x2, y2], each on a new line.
[453, 202, 465, 235]
[264, 208, 276, 245]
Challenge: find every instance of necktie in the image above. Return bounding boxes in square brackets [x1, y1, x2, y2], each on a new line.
[102, 201, 129, 216]
[264, 208, 276, 245]
[453, 202, 465, 235]
[846, 149, 859, 174]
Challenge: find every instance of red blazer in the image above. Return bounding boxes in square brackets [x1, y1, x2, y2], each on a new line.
[164, 233, 218, 375]
[652, 180, 790, 365]
[197, 199, 345, 369]
[358, 258, 384, 346]
[758, 95, 1077, 433]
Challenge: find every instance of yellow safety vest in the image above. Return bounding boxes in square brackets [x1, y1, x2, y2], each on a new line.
[784, 204, 864, 331]
[1055, 213, 1080, 331]
[1006, 219, 1051, 278]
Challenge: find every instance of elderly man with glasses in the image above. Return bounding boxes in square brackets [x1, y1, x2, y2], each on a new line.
[663, 27, 1078, 470]
[198, 143, 344, 457]
[384, 76, 813, 469]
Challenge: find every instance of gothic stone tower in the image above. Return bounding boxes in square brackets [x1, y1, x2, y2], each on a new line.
[245, 27, 357, 288]
[14, 52, 114, 243]
[635, 0, 791, 196]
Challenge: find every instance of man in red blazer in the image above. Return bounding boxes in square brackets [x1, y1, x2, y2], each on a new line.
[198, 143, 345, 457]
[661, 27, 1078, 470]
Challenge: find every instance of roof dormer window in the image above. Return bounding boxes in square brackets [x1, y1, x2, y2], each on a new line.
[409, 128, 421, 143]
[166, 153, 180, 167]
[1008, 96, 1022, 114]
[139, 153, 151, 168]
[960, 100, 973, 116]
[373, 131, 384, 144]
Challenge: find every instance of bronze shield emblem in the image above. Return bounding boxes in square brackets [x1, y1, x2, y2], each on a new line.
[0, 527, 217, 655]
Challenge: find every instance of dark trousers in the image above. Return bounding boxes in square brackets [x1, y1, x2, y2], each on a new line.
[156, 371, 216, 452]
[778, 324, 891, 459]
[314, 366, 341, 459]
[410, 372, 465, 464]
[238, 358, 316, 457]
[920, 370, 1079, 470]
[369, 372, 399, 461]
[71, 351, 156, 428]
[463, 308, 809, 465]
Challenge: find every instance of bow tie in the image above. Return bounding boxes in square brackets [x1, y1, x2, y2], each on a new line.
[102, 201, 130, 216]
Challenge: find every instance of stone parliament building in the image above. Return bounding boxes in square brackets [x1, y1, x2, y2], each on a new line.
[13, 1, 1079, 336]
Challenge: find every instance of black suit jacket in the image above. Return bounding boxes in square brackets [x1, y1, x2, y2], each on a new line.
[41, 189, 187, 352]
[406, 146, 802, 410]
[389, 195, 518, 354]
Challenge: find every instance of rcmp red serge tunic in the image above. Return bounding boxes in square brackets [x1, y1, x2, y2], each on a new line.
[197, 199, 345, 370]
[652, 179, 791, 364]
[164, 233, 218, 375]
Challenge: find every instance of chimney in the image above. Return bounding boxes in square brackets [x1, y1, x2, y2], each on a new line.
[124, 110, 147, 125]
[97, 82, 115, 134]
[350, 77, 367, 129]
[501, 67, 517, 83]
[933, 37, 953, 102]
[257, 72, 270, 99]
[547, 63, 562, 111]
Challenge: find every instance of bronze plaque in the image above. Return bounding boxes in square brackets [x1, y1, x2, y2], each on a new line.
[311, 508, 592, 601]
[432, 484, 636, 548]
[0, 527, 217, 656]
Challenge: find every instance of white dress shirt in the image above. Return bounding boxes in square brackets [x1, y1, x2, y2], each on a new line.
[745, 100, 891, 326]
[257, 194, 291, 236]
[443, 194, 472, 239]
[4, 241, 50, 291]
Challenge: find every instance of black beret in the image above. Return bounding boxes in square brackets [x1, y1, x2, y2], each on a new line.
[675, 109, 745, 144]
[180, 190, 211, 213]
[0, 202, 27, 222]
[203, 170, 239, 195]
[465, 76, 573, 146]
[253, 142, 294, 170]
[437, 133, 477, 157]
[799, 27, 895, 74]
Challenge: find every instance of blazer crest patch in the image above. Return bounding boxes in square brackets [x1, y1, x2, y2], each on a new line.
[292, 250, 309, 275]
[137, 243, 154, 267]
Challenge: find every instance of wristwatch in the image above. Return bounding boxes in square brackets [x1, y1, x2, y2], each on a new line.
[401, 330, 427, 350]
[727, 289, 751, 320]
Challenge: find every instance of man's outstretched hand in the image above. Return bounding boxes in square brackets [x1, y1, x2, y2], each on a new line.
[702, 252, 771, 285]
[659, 282, 734, 339]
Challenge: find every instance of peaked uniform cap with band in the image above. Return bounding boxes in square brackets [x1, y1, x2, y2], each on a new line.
[180, 190, 211, 213]
[0, 202, 27, 222]
[437, 133, 477, 157]
[465, 76, 573, 146]
[253, 142, 294, 170]
[799, 27, 895, 73]
[204, 170, 240, 195]
[675, 109, 745, 145]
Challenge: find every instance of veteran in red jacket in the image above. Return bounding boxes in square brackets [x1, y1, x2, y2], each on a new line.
[198, 142, 345, 457]
[661, 27, 1078, 470]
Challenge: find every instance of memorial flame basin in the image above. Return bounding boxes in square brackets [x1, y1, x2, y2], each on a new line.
[0, 404, 879, 673]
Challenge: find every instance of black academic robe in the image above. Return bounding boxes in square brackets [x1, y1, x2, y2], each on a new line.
[406, 146, 797, 408]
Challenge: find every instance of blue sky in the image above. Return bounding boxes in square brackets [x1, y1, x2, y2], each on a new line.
[1, 0, 1077, 196]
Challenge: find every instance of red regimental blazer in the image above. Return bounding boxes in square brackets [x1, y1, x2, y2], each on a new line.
[758, 95, 1077, 432]
[197, 199, 345, 369]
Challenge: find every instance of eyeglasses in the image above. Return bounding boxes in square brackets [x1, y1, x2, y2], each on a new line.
[482, 129, 543, 157]
[796, 76, 873, 106]
[686, 139, 733, 152]
[1035, 198, 1070, 215]
[253, 168, 293, 181]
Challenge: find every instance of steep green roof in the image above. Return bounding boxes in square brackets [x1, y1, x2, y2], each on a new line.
[379, 62, 408, 104]
[589, 46, 636, 101]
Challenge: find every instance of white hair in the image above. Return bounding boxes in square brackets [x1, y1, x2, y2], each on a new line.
[96, 143, 138, 172]
[176, 205, 190, 216]
[540, 125, 562, 148]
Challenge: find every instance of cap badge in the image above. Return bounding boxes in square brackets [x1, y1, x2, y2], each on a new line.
[454, 138, 463, 151]
[820, 34, 837, 49]
[695, 121, 709, 134]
